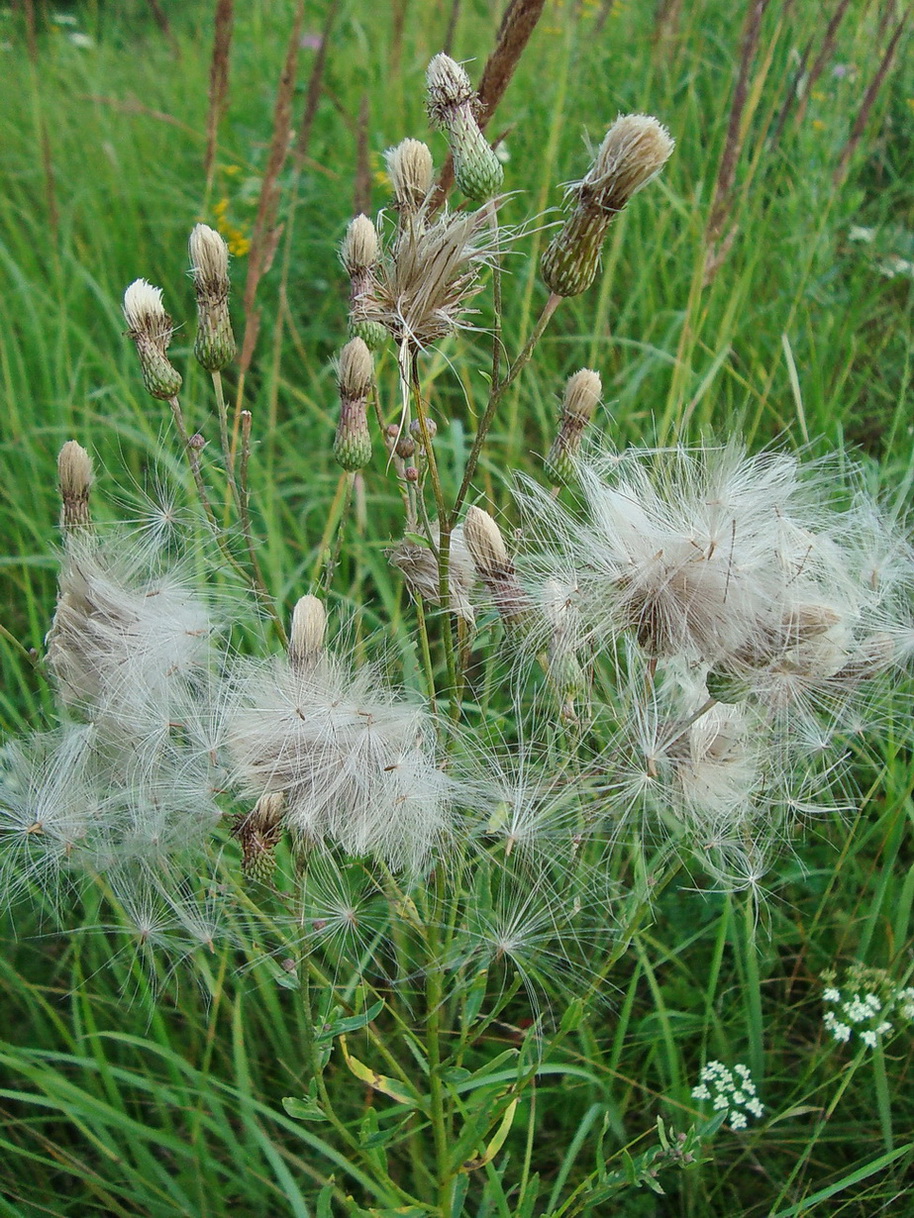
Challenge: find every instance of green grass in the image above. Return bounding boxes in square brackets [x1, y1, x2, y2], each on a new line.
[1, 0, 914, 1214]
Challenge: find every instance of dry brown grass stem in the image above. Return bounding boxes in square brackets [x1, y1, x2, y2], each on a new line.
[236, 0, 305, 384]
[145, 0, 181, 58]
[78, 94, 199, 136]
[291, 0, 339, 171]
[790, 0, 850, 130]
[703, 0, 771, 285]
[430, 0, 547, 207]
[834, 5, 910, 185]
[204, 0, 234, 195]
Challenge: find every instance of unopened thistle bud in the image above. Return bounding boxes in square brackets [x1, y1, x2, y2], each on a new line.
[188, 223, 236, 372]
[289, 594, 326, 672]
[57, 440, 93, 534]
[545, 369, 602, 485]
[341, 215, 386, 350]
[333, 338, 374, 471]
[385, 139, 434, 216]
[123, 279, 183, 399]
[426, 53, 503, 202]
[232, 792, 286, 883]
[541, 114, 674, 297]
[464, 505, 528, 622]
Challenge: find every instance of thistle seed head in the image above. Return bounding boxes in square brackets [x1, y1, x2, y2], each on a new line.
[334, 339, 374, 471]
[425, 52, 503, 201]
[385, 139, 435, 215]
[582, 115, 674, 215]
[289, 595, 326, 671]
[541, 114, 673, 297]
[388, 522, 476, 623]
[123, 279, 183, 399]
[545, 368, 602, 485]
[465, 507, 528, 622]
[58, 440, 94, 533]
[341, 215, 380, 275]
[337, 336, 374, 401]
[188, 224, 236, 372]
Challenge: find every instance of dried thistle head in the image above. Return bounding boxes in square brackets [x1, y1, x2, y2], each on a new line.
[360, 205, 501, 348]
[545, 368, 602, 485]
[188, 223, 236, 372]
[541, 114, 674, 298]
[58, 440, 94, 534]
[385, 139, 435, 217]
[388, 522, 476, 624]
[425, 52, 503, 201]
[123, 279, 183, 399]
[333, 337, 374, 471]
[465, 506, 528, 623]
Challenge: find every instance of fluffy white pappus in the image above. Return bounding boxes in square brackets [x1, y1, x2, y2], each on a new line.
[516, 446, 843, 667]
[227, 650, 449, 872]
[0, 725, 103, 908]
[47, 534, 218, 733]
[450, 710, 596, 856]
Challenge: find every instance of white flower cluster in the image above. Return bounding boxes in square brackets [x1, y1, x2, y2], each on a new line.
[821, 966, 914, 1048]
[691, 1061, 764, 1130]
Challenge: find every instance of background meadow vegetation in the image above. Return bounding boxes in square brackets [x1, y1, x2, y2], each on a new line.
[1, 0, 913, 1213]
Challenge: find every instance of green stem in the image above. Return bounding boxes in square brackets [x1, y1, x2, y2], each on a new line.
[451, 292, 562, 522]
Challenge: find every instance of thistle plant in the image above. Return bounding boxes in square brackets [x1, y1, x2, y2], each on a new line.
[3, 40, 913, 1218]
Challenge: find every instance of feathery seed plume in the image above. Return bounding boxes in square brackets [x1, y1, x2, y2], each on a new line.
[188, 223, 236, 371]
[58, 441, 94, 534]
[227, 611, 450, 871]
[545, 369, 602, 485]
[426, 53, 504, 201]
[333, 338, 374, 471]
[541, 114, 674, 297]
[123, 279, 183, 399]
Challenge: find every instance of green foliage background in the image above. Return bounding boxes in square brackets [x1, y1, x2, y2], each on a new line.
[0, 0, 913, 1214]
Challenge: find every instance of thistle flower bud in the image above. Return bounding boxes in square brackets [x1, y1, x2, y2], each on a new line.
[123, 279, 183, 399]
[188, 223, 236, 372]
[57, 440, 93, 534]
[385, 139, 434, 216]
[289, 595, 326, 672]
[333, 338, 373, 471]
[545, 369, 602, 485]
[341, 215, 387, 350]
[232, 792, 286, 883]
[426, 53, 504, 202]
[465, 506, 528, 622]
[541, 114, 674, 297]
